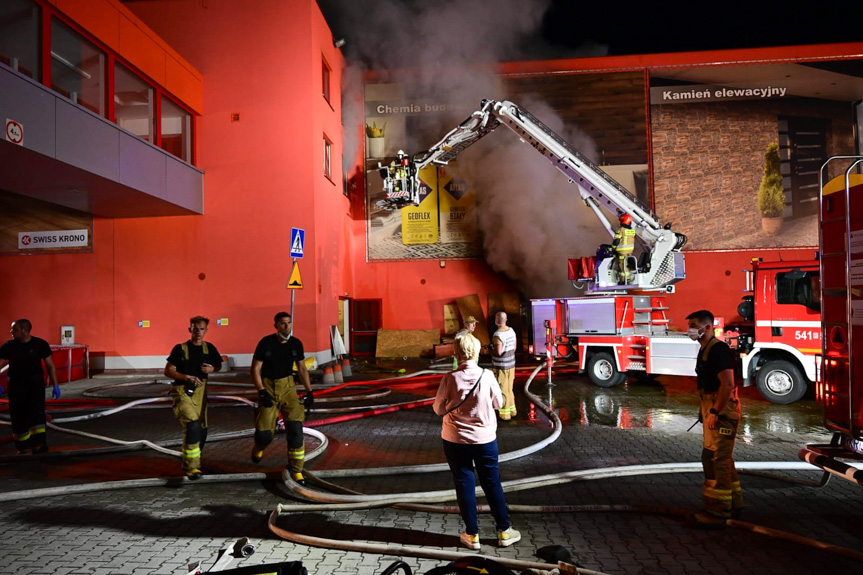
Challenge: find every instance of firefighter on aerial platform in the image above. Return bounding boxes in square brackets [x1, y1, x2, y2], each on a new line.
[612, 213, 636, 284]
[380, 150, 411, 206]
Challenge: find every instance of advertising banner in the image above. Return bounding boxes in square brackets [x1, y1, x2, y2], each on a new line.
[438, 163, 477, 245]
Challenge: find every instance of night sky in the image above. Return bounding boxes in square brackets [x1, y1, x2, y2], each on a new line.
[318, 0, 861, 61]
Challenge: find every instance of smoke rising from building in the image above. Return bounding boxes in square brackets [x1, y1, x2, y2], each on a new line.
[328, 0, 612, 297]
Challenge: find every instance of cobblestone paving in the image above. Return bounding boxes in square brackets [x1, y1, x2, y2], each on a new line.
[1, 364, 861, 575]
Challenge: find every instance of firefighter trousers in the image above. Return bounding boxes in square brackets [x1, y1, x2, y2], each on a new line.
[615, 253, 632, 284]
[170, 382, 208, 473]
[494, 367, 516, 420]
[700, 392, 743, 518]
[254, 376, 306, 475]
[8, 377, 48, 454]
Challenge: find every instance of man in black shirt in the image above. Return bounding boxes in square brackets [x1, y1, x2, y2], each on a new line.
[250, 312, 313, 485]
[0, 319, 58, 454]
[164, 316, 222, 480]
[686, 309, 743, 528]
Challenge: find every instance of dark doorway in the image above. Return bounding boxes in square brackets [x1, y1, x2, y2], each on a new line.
[350, 299, 382, 356]
[778, 116, 829, 218]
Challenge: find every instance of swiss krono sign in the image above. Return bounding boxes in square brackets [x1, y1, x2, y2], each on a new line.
[18, 230, 89, 249]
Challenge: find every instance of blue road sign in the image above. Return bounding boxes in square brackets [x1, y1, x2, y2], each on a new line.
[290, 228, 305, 258]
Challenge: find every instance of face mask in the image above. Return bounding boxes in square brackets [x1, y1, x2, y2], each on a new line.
[686, 327, 704, 341]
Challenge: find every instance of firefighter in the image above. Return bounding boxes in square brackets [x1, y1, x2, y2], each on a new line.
[453, 316, 478, 369]
[250, 312, 313, 485]
[686, 309, 743, 528]
[164, 316, 222, 480]
[0, 319, 58, 454]
[612, 214, 635, 284]
[491, 311, 517, 421]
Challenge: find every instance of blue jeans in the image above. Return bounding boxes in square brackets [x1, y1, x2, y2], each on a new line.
[442, 439, 510, 535]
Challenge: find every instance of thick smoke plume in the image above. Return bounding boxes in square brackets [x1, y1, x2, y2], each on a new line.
[327, 0, 610, 297]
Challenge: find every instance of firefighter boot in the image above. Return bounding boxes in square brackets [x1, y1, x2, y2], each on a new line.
[13, 431, 31, 455]
[183, 420, 204, 479]
[30, 427, 48, 454]
[692, 479, 730, 529]
[287, 421, 306, 485]
[252, 429, 273, 463]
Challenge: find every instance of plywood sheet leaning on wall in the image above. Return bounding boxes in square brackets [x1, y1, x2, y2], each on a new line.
[376, 329, 441, 358]
[488, 292, 522, 352]
[443, 303, 460, 335]
[456, 294, 490, 345]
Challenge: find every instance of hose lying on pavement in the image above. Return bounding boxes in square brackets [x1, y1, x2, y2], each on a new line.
[266, 363, 863, 570]
[6, 364, 863, 571]
[267, 506, 610, 575]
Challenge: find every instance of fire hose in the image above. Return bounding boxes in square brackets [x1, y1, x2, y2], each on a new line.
[3, 364, 863, 571]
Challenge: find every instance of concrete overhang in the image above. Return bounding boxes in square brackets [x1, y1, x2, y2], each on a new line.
[0, 64, 203, 218]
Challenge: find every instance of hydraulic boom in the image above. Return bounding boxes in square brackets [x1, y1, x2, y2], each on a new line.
[378, 99, 687, 292]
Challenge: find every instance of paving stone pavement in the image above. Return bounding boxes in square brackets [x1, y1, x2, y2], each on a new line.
[1, 363, 862, 575]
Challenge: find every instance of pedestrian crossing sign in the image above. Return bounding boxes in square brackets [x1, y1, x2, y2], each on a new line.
[290, 227, 305, 258]
[286, 261, 303, 289]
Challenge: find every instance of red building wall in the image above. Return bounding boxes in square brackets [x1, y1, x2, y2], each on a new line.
[1, 4, 858, 367]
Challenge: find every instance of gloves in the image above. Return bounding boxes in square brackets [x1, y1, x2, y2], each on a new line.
[302, 391, 314, 409]
[52, 384, 61, 399]
[258, 388, 274, 408]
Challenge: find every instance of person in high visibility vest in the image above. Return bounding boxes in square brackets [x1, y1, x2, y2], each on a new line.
[613, 214, 636, 284]
[164, 316, 222, 480]
[491, 312, 517, 421]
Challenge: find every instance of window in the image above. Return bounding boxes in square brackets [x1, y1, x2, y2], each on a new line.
[323, 135, 332, 181]
[0, 0, 40, 80]
[114, 62, 153, 142]
[776, 270, 820, 312]
[322, 57, 331, 103]
[51, 18, 105, 116]
[161, 95, 192, 162]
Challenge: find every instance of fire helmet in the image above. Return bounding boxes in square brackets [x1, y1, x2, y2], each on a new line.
[619, 214, 633, 226]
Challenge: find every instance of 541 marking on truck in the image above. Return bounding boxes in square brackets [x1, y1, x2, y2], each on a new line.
[794, 330, 820, 341]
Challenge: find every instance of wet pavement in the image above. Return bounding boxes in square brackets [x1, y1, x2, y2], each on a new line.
[1, 360, 862, 575]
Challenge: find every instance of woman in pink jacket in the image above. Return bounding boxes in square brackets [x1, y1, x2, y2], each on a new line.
[433, 334, 521, 550]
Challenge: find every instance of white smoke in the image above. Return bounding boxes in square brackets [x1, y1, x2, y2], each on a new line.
[327, 0, 610, 297]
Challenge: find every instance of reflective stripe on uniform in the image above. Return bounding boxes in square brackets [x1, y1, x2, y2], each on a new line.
[288, 447, 305, 461]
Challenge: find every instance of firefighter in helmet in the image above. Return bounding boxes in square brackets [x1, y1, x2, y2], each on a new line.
[612, 213, 636, 284]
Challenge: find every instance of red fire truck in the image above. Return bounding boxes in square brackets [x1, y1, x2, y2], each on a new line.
[530, 295, 699, 387]
[731, 258, 821, 404]
[800, 161, 863, 486]
[378, 98, 824, 403]
[376, 99, 695, 391]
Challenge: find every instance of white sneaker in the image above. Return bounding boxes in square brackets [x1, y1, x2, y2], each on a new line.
[497, 527, 521, 547]
[459, 532, 480, 550]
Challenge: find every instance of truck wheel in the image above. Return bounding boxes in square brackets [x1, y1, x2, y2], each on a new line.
[587, 352, 627, 388]
[756, 360, 807, 404]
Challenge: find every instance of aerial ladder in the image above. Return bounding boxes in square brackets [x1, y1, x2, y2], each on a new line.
[378, 98, 688, 293]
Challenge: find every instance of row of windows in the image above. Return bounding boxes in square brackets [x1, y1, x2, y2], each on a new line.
[0, 0, 193, 164]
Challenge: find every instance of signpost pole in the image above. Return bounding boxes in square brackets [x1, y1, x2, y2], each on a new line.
[290, 257, 296, 320]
